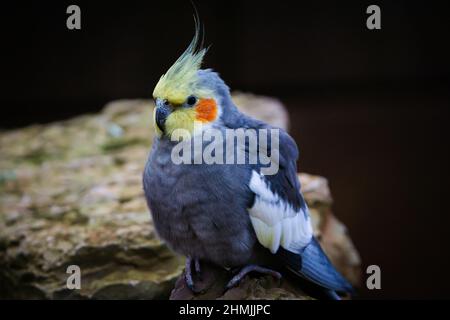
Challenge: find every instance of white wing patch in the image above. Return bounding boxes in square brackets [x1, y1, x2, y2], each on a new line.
[248, 170, 313, 254]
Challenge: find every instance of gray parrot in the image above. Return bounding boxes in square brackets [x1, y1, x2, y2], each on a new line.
[143, 24, 353, 299]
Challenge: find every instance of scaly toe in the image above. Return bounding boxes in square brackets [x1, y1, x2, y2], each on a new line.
[225, 265, 282, 290]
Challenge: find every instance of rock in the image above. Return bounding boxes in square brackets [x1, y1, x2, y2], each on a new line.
[0, 94, 360, 299]
[0, 99, 164, 299]
[170, 261, 312, 300]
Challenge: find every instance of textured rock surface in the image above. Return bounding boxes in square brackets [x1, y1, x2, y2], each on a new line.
[0, 93, 359, 299]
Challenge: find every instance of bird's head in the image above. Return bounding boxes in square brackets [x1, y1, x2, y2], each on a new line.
[152, 24, 231, 139]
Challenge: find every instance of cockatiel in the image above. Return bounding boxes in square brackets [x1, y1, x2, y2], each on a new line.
[143, 23, 353, 299]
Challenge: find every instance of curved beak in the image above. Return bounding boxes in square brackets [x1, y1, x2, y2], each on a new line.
[155, 100, 172, 133]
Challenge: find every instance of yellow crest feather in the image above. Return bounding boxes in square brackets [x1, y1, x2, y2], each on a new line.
[153, 20, 211, 104]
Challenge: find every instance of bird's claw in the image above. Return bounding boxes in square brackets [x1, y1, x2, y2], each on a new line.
[225, 264, 282, 290]
[185, 256, 202, 293]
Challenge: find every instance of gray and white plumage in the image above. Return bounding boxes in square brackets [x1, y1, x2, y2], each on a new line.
[144, 31, 353, 298]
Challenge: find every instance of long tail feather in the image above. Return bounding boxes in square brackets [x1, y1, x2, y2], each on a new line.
[277, 237, 354, 295]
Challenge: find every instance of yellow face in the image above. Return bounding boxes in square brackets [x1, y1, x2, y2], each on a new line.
[152, 24, 218, 137]
[153, 95, 218, 137]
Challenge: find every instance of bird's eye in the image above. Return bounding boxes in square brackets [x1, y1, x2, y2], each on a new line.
[186, 96, 197, 106]
[163, 99, 170, 106]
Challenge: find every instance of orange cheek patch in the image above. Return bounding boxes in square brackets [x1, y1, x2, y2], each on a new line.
[195, 98, 218, 123]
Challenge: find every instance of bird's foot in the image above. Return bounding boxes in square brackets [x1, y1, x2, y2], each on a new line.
[185, 256, 202, 293]
[225, 264, 282, 290]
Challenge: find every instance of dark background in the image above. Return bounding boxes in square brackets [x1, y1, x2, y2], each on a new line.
[1, 0, 449, 299]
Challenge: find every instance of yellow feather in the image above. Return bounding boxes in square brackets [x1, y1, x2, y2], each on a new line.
[153, 20, 212, 104]
[164, 108, 197, 137]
